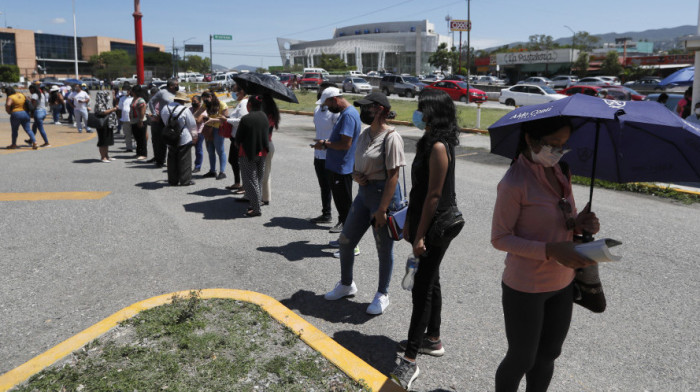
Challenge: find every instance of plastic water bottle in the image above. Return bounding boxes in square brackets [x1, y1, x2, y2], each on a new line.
[402, 254, 419, 291]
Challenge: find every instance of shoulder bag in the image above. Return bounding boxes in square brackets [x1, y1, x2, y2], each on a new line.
[384, 131, 408, 241]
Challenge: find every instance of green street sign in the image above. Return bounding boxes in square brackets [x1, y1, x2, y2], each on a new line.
[213, 34, 232, 40]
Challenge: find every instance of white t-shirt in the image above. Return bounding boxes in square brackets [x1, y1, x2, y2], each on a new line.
[72, 91, 90, 111]
[31, 93, 46, 110]
[313, 105, 339, 160]
[118, 95, 133, 122]
[226, 97, 249, 138]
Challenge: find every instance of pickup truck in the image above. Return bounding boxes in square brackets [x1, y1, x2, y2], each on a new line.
[299, 72, 324, 90]
[112, 76, 138, 88]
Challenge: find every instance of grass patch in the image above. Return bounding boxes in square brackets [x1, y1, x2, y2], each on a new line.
[275, 89, 507, 130]
[13, 292, 370, 392]
[571, 176, 700, 204]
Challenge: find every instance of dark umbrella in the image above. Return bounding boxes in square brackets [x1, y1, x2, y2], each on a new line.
[63, 78, 82, 85]
[658, 66, 694, 87]
[489, 93, 700, 207]
[233, 73, 298, 103]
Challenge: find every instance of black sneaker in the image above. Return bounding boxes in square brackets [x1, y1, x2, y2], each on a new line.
[310, 214, 332, 223]
[397, 337, 445, 357]
[216, 172, 227, 180]
[192, 167, 201, 173]
[329, 221, 343, 233]
[202, 171, 217, 178]
[390, 355, 420, 390]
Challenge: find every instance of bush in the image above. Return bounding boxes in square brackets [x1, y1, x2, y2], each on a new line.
[0, 65, 20, 83]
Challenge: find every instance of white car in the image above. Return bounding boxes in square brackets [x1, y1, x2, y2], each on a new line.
[499, 84, 567, 107]
[476, 76, 506, 85]
[517, 76, 553, 87]
[345, 70, 365, 77]
[342, 77, 372, 94]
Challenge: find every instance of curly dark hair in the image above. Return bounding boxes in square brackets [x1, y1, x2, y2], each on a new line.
[415, 88, 460, 153]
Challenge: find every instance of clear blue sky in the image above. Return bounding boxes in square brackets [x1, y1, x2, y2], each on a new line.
[4, 0, 698, 69]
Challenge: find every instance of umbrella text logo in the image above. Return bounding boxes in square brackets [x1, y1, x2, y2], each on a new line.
[602, 99, 626, 110]
[508, 106, 553, 121]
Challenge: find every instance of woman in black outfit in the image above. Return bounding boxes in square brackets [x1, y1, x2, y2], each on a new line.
[235, 95, 269, 217]
[390, 89, 460, 390]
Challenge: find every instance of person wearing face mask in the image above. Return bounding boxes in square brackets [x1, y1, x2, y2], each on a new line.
[491, 116, 600, 392]
[312, 87, 361, 235]
[683, 102, 700, 125]
[321, 91, 405, 316]
[310, 82, 340, 224]
[390, 89, 460, 390]
[224, 85, 248, 191]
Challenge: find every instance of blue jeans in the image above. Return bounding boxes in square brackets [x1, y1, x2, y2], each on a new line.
[10, 111, 35, 145]
[205, 130, 227, 173]
[339, 180, 402, 294]
[51, 104, 62, 123]
[194, 133, 205, 170]
[32, 108, 49, 144]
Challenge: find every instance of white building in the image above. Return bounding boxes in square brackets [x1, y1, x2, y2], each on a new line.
[277, 20, 451, 75]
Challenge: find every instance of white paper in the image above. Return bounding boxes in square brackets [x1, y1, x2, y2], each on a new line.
[575, 238, 622, 262]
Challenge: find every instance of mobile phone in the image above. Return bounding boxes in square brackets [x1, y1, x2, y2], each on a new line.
[309, 143, 316, 147]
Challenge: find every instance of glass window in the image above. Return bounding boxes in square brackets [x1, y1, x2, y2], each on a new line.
[35, 33, 82, 60]
[0, 33, 17, 65]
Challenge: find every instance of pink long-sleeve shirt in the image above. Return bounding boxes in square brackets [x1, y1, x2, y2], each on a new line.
[491, 156, 577, 293]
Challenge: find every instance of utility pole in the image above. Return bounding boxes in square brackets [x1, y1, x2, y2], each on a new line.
[133, 0, 144, 85]
[466, 0, 471, 97]
[209, 35, 213, 76]
[72, 0, 79, 79]
[172, 38, 176, 78]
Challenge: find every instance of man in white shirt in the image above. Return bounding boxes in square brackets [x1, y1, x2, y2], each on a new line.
[224, 85, 249, 190]
[117, 84, 134, 152]
[160, 91, 197, 186]
[71, 83, 91, 133]
[310, 82, 340, 223]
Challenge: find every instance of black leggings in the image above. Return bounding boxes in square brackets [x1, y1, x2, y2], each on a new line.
[495, 281, 573, 392]
[228, 138, 241, 184]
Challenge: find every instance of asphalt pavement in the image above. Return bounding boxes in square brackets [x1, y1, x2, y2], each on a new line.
[1, 112, 699, 391]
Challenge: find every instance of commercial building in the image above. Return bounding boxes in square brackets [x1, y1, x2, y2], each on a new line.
[493, 48, 580, 81]
[277, 20, 451, 75]
[0, 27, 164, 80]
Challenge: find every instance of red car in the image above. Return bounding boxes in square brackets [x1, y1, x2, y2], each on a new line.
[203, 73, 212, 82]
[558, 85, 646, 101]
[424, 80, 487, 103]
[300, 72, 323, 90]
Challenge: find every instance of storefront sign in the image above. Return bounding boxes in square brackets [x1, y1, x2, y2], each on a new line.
[496, 49, 574, 65]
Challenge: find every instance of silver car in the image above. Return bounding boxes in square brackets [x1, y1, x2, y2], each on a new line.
[342, 77, 373, 94]
[517, 76, 553, 87]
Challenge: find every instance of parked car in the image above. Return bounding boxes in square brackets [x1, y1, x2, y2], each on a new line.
[550, 75, 579, 89]
[612, 86, 646, 101]
[517, 76, 553, 87]
[203, 74, 212, 82]
[476, 75, 506, 85]
[366, 71, 380, 77]
[81, 77, 101, 90]
[577, 76, 612, 86]
[624, 77, 662, 90]
[424, 80, 487, 103]
[499, 84, 567, 106]
[342, 77, 372, 94]
[300, 72, 324, 90]
[644, 93, 684, 112]
[557, 85, 604, 97]
[208, 73, 235, 91]
[379, 75, 425, 98]
[278, 73, 295, 88]
[345, 70, 365, 78]
[443, 74, 467, 81]
[598, 76, 621, 85]
[558, 85, 646, 101]
[112, 76, 137, 88]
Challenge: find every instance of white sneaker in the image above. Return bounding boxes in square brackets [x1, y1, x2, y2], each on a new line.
[333, 247, 360, 258]
[324, 281, 358, 300]
[367, 292, 390, 315]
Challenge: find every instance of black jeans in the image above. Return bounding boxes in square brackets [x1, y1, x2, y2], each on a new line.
[150, 118, 168, 164]
[131, 122, 148, 158]
[228, 138, 241, 184]
[405, 241, 449, 359]
[314, 158, 332, 216]
[326, 170, 352, 224]
[167, 142, 193, 185]
[495, 281, 574, 392]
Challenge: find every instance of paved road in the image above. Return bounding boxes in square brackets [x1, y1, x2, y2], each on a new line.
[1, 113, 699, 391]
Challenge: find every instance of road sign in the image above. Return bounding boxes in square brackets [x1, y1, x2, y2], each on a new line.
[184, 44, 204, 52]
[212, 34, 232, 40]
[450, 20, 471, 32]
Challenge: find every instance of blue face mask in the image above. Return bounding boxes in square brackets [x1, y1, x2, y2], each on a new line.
[412, 110, 426, 130]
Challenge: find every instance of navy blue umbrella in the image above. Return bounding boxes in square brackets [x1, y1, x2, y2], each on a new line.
[63, 78, 82, 85]
[657, 66, 694, 87]
[489, 93, 700, 206]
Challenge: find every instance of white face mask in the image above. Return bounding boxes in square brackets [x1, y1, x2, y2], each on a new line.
[530, 145, 570, 167]
[695, 108, 700, 116]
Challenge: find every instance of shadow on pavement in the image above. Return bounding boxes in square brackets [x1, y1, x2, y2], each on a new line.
[72, 158, 102, 164]
[258, 240, 334, 261]
[333, 329, 399, 375]
[263, 216, 325, 231]
[183, 196, 246, 220]
[280, 289, 373, 325]
[135, 181, 169, 190]
[188, 187, 232, 197]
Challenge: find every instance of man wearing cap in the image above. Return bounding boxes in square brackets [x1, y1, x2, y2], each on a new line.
[148, 78, 179, 167]
[312, 87, 361, 234]
[71, 83, 91, 133]
[160, 91, 197, 186]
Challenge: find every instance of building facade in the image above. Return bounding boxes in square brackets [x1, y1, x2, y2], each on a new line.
[0, 27, 164, 80]
[277, 20, 451, 75]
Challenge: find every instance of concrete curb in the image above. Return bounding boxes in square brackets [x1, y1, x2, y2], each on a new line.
[0, 289, 404, 392]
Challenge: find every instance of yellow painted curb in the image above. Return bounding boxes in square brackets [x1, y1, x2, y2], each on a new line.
[0, 289, 404, 392]
[0, 192, 110, 202]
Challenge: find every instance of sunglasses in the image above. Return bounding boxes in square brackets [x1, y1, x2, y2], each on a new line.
[558, 198, 576, 231]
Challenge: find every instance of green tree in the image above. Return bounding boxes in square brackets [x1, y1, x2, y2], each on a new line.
[572, 52, 589, 78]
[428, 42, 453, 72]
[318, 53, 347, 71]
[182, 55, 211, 74]
[573, 31, 600, 52]
[144, 51, 173, 78]
[622, 63, 655, 82]
[600, 51, 623, 76]
[0, 64, 20, 83]
[527, 34, 554, 51]
[89, 50, 132, 80]
[255, 67, 268, 73]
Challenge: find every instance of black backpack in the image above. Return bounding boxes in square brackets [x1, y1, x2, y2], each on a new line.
[162, 106, 186, 145]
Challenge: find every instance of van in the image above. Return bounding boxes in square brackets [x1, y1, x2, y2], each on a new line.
[303, 68, 330, 77]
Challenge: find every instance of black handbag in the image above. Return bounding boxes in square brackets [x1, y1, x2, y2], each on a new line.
[87, 113, 106, 129]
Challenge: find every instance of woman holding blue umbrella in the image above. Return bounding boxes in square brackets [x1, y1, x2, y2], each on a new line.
[491, 115, 600, 392]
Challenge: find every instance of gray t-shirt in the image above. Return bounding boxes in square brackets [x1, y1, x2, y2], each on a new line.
[148, 89, 175, 116]
[353, 127, 405, 180]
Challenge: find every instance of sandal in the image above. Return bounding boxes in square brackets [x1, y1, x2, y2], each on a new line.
[233, 189, 246, 195]
[225, 183, 242, 190]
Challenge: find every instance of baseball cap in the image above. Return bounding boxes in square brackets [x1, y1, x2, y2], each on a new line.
[353, 92, 391, 109]
[316, 87, 342, 105]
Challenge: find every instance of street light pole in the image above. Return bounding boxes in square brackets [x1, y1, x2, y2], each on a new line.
[564, 25, 575, 75]
[72, 0, 79, 79]
[466, 0, 471, 97]
[183, 36, 196, 71]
